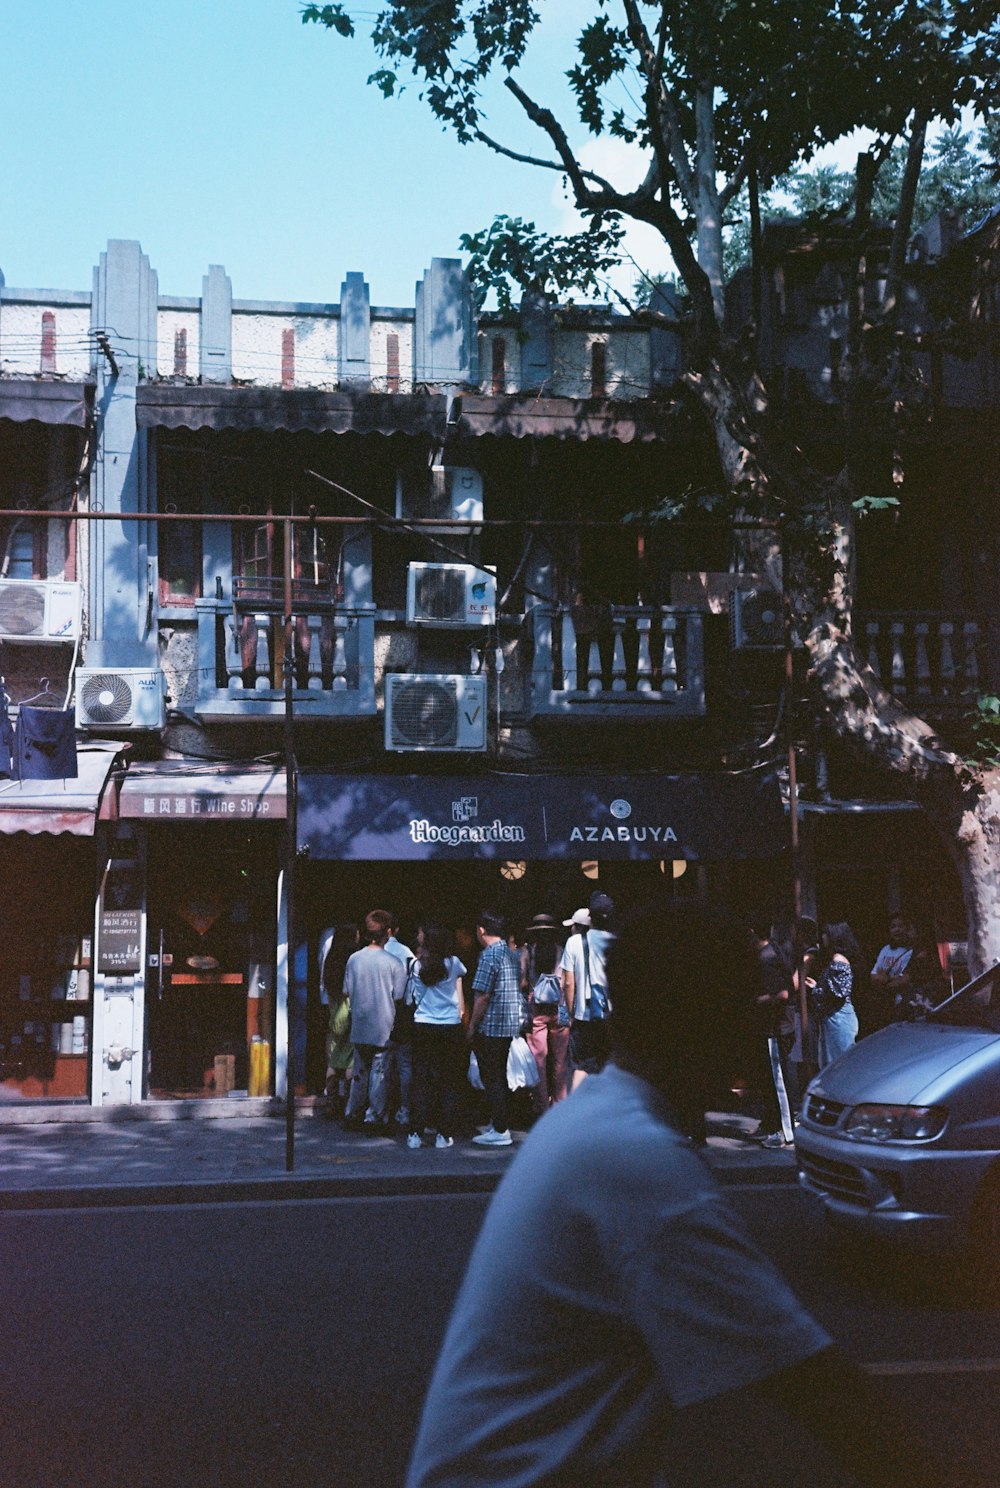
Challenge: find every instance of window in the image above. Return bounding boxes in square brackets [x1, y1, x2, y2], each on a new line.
[492, 336, 506, 396]
[590, 341, 607, 399]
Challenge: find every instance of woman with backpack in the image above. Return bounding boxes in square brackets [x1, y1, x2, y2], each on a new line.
[521, 913, 570, 1118]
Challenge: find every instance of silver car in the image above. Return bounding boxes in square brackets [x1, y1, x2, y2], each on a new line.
[795, 963, 1000, 1252]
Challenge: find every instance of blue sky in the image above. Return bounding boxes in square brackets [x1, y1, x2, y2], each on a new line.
[0, 0, 605, 307]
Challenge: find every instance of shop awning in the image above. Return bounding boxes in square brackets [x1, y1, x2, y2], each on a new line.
[0, 741, 123, 836]
[135, 384, 449, 438]
[115, 765, 287, 821]
[0, 379, 94, 427]
[449, 393, 684, 443]
[297, 770, 784, 861]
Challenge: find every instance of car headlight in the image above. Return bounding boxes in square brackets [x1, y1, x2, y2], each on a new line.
[842, 1104, 947, 1142]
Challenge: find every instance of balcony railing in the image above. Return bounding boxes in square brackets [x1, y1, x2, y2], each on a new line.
[194, 582, 376, 720]
[859, 611, 985, 707]
[529, 604, 705, 718]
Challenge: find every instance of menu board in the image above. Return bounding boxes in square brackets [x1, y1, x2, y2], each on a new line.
[97, 858, 143, 974]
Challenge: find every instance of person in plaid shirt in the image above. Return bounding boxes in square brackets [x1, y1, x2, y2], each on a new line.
[468, 909, 523, 1147]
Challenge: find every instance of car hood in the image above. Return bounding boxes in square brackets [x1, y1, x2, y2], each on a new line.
[808, 1022, 1000, 1106]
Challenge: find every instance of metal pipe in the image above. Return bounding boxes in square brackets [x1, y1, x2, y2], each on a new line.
[283, 515, 298, 1172]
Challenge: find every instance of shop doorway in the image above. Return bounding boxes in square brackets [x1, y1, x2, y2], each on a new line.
[145, 827, 279, 1098]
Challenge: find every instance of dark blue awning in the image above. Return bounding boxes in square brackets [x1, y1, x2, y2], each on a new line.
[297, 770, 785, 862]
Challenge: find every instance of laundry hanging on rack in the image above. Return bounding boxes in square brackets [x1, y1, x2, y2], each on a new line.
[14, 705, 78, 780]
[0, 685, 13, 777]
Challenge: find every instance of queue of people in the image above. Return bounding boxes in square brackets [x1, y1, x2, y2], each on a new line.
[746, 910, 953, 1149]
[320, 893, 617, 1148]
[321, 897, 953, 1156]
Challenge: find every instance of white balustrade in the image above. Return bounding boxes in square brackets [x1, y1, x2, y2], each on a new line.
[532, 604, 704, 714]
[860, 613, 983, 704]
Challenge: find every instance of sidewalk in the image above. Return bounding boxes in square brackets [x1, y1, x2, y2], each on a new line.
[0, 1100, 797, 1208]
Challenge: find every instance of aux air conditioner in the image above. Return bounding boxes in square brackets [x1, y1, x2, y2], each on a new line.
[396, 465, 483, 531]
[406, 563, 496, 627]
[730, 587, 784, 650]
[0, 580, 82, 642]
[75, 668, 166, 731]
[385, 674, 487, 752]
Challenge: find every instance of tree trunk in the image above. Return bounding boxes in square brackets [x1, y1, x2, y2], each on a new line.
[809, 619, 1000, 975]
[691, 358, 1000, 976]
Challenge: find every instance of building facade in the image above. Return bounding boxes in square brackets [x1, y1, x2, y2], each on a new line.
[0, 217, 995, 1107]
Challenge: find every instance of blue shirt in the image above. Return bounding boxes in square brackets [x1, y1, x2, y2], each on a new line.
[472, 940, 522, 1038]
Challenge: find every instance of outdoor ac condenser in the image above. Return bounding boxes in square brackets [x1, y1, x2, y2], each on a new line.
[406, 563, 496, 627]
[75, 668, 167, 730]
[729, 587, 784, 650]
[384, 674, 487, 752]
[0, 580, 82, 642]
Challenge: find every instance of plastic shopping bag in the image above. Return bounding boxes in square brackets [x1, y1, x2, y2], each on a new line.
[468, 1051, 485, 1091]
[506, 1035, 539, 1090]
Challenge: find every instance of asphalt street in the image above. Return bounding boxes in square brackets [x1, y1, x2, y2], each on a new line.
[3, 1180, 999, 1487]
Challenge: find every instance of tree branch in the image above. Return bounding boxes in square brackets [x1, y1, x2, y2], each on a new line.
[622, 0, 697, 211]
[881, 110, 929, 323]
[472, 125, 615, 189]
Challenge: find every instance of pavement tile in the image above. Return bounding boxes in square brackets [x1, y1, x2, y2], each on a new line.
[0, 1103, 795, 1207]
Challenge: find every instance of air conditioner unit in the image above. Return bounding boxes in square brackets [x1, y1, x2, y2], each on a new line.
[396, 465, 483, 531]
[406, 563, 496, 627]
[730, 587, 784, 650]
[75, 668, 166, 731]
[385, 674, 487, 752]
[0, 580, 82, 642]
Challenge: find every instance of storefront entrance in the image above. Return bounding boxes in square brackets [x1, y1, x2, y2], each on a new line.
[144, 824, 280, 1098]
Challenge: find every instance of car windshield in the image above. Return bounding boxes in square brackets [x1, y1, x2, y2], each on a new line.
[929, 964, 1000, 1032]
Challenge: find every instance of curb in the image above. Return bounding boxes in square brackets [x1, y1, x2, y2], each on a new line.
[0, 1149, 798, 1211]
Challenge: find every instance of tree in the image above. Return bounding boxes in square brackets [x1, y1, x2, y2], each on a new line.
[305, 1, 1000, 969]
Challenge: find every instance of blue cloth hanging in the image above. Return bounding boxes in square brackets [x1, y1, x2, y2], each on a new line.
[14, 705, 78, 780]
[0, 687, 12, 777]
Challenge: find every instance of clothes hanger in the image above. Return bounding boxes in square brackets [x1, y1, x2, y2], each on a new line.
[19, 677, 59, 707]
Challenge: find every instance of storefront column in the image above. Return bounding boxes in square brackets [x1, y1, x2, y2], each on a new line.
[275, 868, 289, 1100]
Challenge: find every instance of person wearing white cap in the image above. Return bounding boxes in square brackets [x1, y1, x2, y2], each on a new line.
[561, 897, 614, 1088]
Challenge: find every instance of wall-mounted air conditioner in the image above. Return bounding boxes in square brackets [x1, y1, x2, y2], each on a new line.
[0, 580, 82, 642]
[385, 674, 487, 752]
[730, 587, 784, 650]
[406, 563, 496, 627]
[75, 668, 167, 731]
[396, 465, 483, 532]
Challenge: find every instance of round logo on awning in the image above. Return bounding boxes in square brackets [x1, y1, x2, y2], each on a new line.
[610, 799, 632, 820]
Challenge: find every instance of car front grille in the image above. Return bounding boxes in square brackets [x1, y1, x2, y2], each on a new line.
[804, 1093, 847, 1128]
[798, 1149, 869, 1205]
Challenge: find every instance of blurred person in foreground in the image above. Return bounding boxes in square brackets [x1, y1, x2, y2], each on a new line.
[406, 900, 945, 1488]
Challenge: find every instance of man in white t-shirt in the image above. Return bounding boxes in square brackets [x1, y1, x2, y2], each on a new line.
[561, 892, 615, 1086]
[406, 902, 942, 1488]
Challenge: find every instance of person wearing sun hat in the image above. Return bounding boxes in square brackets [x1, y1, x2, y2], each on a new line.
[561, 894, 615, 1087]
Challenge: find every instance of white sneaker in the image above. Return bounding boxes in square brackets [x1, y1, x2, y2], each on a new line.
[472, 1127, 512, 1147]
[435, 1134, 454, 1149]
[406, 1132, 422, 1150]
